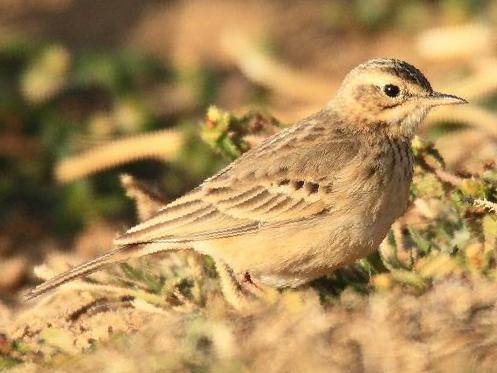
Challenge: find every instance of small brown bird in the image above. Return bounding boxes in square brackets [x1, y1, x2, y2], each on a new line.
[26, 58, 467, 308]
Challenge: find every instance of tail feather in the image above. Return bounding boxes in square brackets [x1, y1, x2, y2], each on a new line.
[25, 244, 146, 301]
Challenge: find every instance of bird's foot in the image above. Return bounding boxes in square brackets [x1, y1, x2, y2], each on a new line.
[240, 272, 265, 296]
[214, 260, 277, 313]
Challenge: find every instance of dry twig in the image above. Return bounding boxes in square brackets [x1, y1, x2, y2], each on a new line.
[56, 129, 183, 182]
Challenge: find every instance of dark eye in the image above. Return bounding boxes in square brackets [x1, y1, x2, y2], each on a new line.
[383, 84, 400, 98]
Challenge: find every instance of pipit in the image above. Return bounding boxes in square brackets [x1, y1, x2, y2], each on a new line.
[26, 58, 467, 308]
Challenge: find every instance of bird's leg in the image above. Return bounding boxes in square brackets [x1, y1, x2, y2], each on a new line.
[241, 271, 262, 291]
[240, 271, 272, 299]
[214, 259, 253, 311]
[215, 259, 279, 313]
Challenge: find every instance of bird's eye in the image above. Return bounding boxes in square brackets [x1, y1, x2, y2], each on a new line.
[383, 84, 400, 98]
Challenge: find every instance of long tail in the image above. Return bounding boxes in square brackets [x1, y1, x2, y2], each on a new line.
[25, 243, 165, 301]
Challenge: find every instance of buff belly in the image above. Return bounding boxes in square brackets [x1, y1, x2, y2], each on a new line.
[193, 212, 391, 288]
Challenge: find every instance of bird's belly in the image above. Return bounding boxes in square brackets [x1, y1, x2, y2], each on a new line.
[195, 215, 392, 288]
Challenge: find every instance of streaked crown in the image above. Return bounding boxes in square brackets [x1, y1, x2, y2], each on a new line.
[353, 59, 432, 92]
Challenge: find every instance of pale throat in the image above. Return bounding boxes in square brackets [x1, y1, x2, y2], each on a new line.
[390, 105, 430, 139]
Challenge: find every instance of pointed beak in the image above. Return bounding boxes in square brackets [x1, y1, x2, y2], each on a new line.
[424, 91, 468, 106]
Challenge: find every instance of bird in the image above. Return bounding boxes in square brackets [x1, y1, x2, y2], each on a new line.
[26, 58, 467, 308]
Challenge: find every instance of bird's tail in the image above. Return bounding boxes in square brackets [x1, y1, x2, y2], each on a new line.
[24, 242, 167, 301]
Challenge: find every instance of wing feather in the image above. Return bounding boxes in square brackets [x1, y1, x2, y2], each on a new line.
[114, 110, 360, 246]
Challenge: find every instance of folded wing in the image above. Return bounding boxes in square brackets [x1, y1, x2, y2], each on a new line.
[115, 111, 360, 246]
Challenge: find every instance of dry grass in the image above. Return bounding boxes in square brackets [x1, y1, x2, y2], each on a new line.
[5, 274, 497, 372]
[55, 130, 183, 183]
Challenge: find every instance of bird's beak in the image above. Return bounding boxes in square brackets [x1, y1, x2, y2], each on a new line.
[424, 91, 468, 106]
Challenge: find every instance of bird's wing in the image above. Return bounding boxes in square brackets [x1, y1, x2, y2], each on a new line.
[115, 111, 360, 245]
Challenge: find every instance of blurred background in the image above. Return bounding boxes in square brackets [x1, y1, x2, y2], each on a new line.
[1, 0, 497, 301]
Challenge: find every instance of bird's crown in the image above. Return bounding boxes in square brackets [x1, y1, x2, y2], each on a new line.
[352, 58, 432, 92]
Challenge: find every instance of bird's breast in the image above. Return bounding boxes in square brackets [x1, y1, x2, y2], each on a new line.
[358, 139, 413, 232]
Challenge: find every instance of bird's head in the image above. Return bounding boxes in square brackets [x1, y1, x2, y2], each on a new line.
[329, 58, 467, 140]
